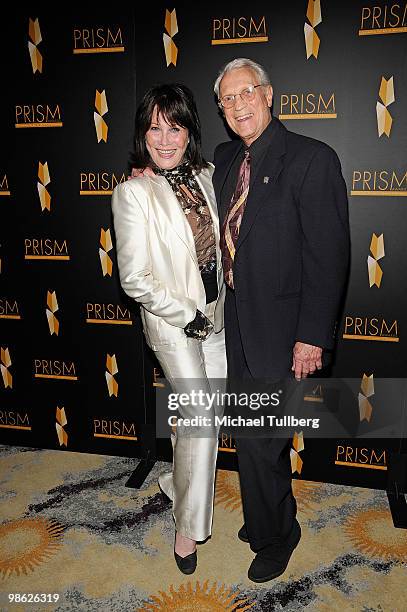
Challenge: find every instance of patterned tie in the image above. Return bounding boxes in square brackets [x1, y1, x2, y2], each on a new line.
[221, 150, 250, 288]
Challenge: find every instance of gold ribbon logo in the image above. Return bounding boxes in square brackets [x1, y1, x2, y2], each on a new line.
[376, 76, 394, 137]
[105, 354, 118, 397]
[304, 0, 321, 59]
[1, 347, 12, 389]
[94, 90, 108, 143]
[46, 291, 59, 335]
[163, 9, 178, 66]
[290, 431, 304, 474]
[37, 162, 51, 212]
[28, 18, 43, 73]
[99, 228, 113, 277]
[56, 407, 68, 446]
[358, 373, 374, 422]
[368, 233, 384, 288]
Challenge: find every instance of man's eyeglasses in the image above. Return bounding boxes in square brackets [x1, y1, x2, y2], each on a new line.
[218, 84, 264, 109]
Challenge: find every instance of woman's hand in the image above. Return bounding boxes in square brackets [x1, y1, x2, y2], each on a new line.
[184, 310, 213, 340]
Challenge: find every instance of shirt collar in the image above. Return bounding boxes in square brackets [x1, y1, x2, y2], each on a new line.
[246, 118, 275, 162]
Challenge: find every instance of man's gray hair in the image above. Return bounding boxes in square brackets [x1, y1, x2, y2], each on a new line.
[214, 58, 271, 98]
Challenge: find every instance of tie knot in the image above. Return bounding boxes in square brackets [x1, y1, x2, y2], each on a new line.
[244, 150, 250, 162]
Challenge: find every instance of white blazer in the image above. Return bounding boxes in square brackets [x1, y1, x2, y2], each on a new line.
[111, 164, 225, 350]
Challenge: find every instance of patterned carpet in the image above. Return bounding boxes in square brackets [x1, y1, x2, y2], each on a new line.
[0, 445, 406, 611]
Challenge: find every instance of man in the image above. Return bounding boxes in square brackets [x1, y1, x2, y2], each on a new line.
[213, 58, 350, 582]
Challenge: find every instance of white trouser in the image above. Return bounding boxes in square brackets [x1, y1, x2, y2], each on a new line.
[153, 300, 227, 541]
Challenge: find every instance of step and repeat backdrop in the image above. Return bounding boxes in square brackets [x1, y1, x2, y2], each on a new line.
[1, 3, 406, 489]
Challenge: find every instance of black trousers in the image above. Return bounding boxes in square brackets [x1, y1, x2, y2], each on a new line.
[225, 287, 297, 552]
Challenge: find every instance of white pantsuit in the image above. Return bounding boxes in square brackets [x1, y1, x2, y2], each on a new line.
[111, 165, 226, 541]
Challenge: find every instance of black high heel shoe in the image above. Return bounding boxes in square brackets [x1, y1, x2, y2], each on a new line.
[174, 547, 197, 575]
[174, 532, 197, 574]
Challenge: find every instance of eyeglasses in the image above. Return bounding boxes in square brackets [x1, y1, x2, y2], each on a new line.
[218, 84, 263, 109]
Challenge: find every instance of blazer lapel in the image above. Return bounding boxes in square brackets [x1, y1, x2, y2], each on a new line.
[214, 142, 242, 224]
[148, 176, 199, 267]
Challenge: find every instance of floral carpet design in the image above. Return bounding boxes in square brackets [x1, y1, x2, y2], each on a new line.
[0, 445, 406, 611]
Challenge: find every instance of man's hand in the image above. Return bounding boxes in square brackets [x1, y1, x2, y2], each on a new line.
[292, 342, 323, 380]
[127, 167, 156, 180]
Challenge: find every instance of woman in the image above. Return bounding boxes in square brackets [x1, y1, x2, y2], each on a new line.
[111, 84, 226, 574]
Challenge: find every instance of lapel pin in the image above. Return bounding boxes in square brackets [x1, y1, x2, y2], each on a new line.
[263, 176, 269, 184]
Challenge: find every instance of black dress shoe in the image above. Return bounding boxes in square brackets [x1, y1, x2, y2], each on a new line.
[238, 524, 249, 543]
[174, 549, 197, 574]
[248, 519, 301, 583]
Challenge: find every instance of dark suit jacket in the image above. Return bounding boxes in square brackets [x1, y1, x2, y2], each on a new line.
[213, 117, 350, 379]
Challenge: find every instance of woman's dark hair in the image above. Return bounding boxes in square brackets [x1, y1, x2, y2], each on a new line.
[130, 83, 208, 172]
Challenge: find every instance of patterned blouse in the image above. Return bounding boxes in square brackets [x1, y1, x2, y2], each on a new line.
[155, 162, 218, 302]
